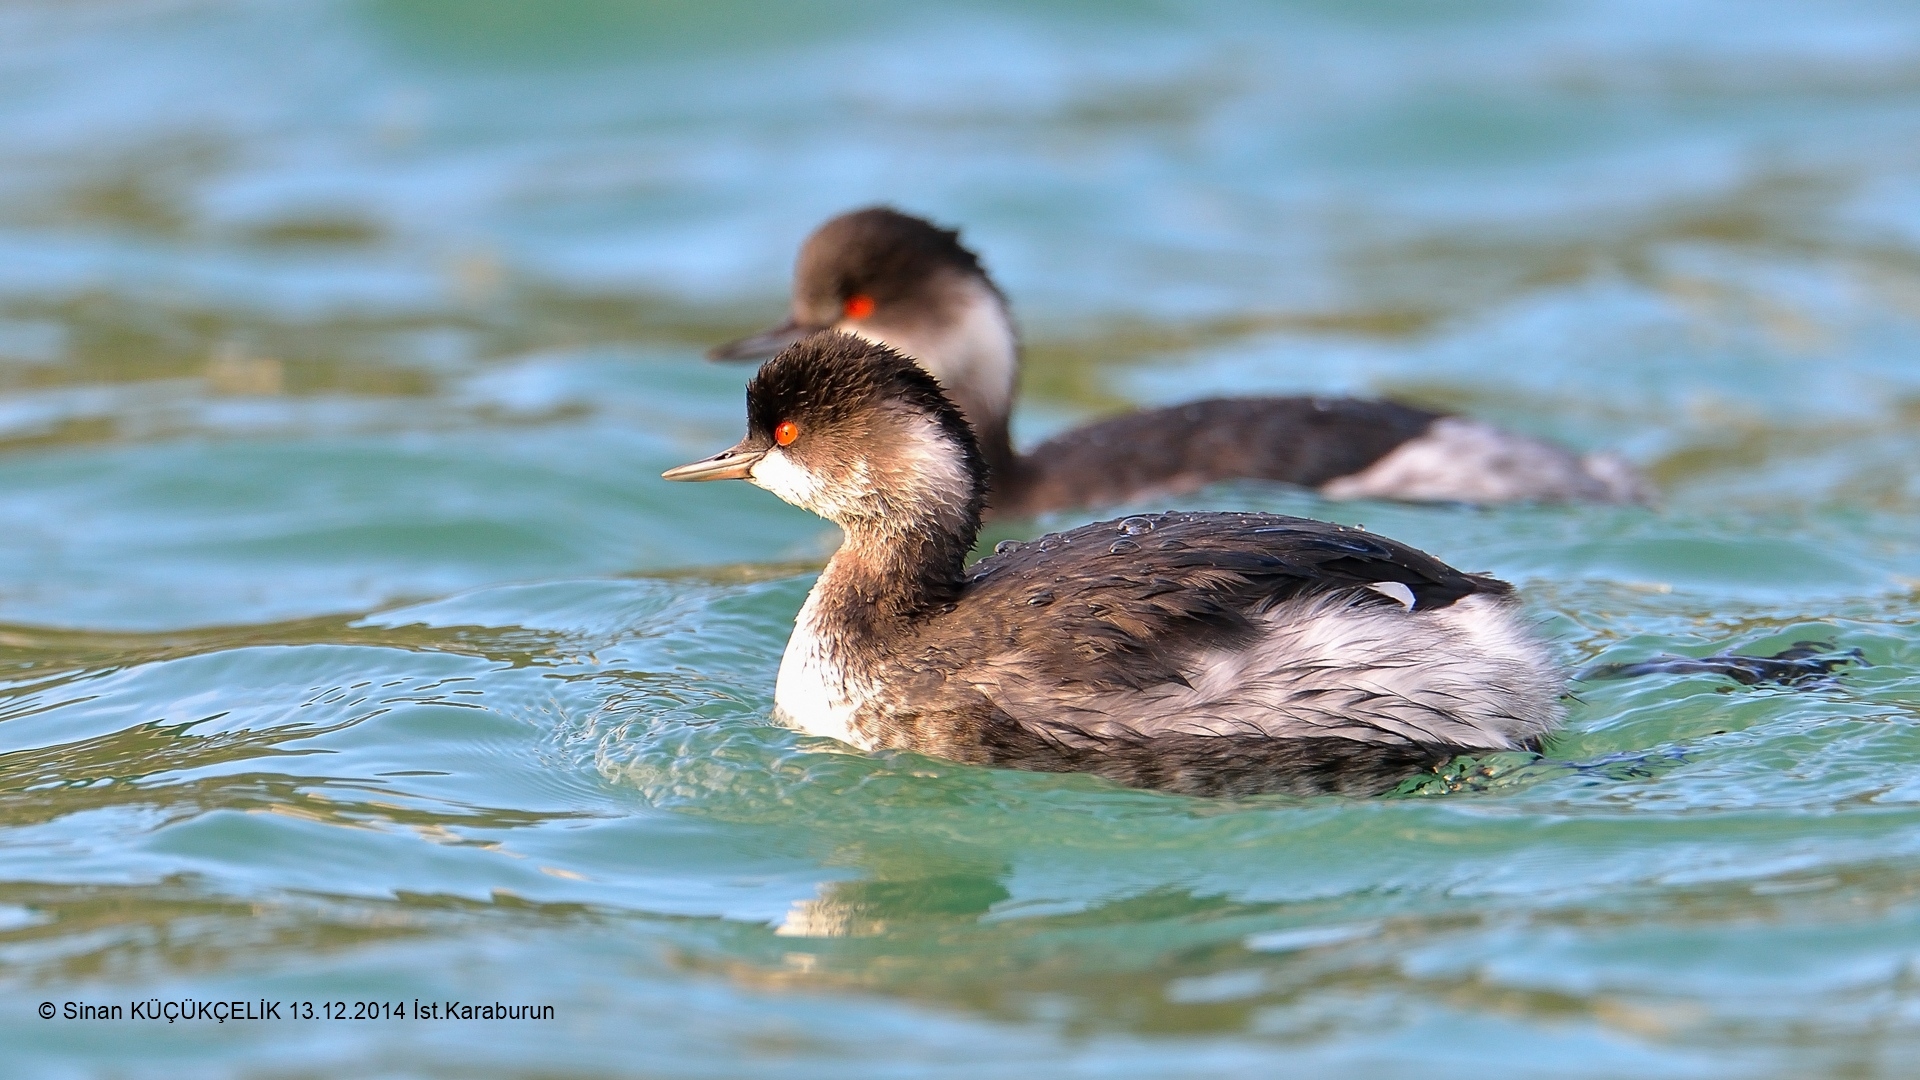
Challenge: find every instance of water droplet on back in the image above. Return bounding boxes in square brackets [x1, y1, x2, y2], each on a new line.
[994, 540, 1020, 554]
[1120, 516, 1153, 535]
[1108, 539, 1140, 555]
[1026, 590, 1055, 606]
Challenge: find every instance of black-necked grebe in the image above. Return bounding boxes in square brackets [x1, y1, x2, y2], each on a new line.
[710, 207, 1649, 518]
[667, 332, 1565, 797]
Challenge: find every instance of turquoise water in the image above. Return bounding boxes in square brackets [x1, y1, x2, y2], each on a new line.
[3, 1, 1920, 1075]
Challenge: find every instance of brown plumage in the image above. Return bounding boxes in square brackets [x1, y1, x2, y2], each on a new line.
[668, 333, 1565, 797]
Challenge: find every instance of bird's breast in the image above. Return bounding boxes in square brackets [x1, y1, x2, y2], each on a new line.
[772, 597, 874, 749]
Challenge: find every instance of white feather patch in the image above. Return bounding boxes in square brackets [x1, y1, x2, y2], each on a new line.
[773, 584, 871, 748]
[1368, 581, 1416, 610]
[1321, 418, 1646, 504]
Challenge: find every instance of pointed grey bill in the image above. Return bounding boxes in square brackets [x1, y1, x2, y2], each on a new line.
[707, 317, 813, 362]
[662, 441, 766, 482]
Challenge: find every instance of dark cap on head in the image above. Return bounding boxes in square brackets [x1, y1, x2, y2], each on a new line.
[708, 208, 994, 362]
[672, 330, 987, 494]
[746, 331, 983, 471]
[791, 207, 989, 319]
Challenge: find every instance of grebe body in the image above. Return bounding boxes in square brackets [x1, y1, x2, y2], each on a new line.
[669, 334, 1565, 797]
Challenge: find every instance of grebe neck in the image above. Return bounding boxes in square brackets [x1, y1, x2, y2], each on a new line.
[817, 501, 976, 639]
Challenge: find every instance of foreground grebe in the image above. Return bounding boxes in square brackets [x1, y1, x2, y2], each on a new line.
[667, 333, 1565, 797]
[710, 207, 1648, 517]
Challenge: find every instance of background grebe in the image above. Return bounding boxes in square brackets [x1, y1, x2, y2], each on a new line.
[711, 207, 1649, 517]
[668, 332, 1565, 797]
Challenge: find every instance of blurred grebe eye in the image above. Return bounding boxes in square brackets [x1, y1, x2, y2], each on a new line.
[774, 420, 799, 446]
[843, 294, 875, 320]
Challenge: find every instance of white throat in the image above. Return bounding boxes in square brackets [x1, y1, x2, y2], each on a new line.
[749, 446, 872, 520]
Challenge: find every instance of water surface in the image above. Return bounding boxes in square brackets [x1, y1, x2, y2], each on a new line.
[3, 1, 1920, 1076]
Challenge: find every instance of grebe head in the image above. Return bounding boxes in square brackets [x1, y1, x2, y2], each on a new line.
[669, 331, 987, 536]
[709, 208, 1019, 448]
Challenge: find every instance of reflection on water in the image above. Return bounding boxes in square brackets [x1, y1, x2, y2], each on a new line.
[2, 0, 1920, 1076]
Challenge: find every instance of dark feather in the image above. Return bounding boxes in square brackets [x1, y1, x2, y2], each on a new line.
[1000, 398, 1439, 516]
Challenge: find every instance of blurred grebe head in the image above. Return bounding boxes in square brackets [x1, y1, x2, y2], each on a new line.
[708, 208, 1019, 454]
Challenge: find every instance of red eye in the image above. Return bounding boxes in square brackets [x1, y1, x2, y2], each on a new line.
[774, 420, 799, 446]
[843, 294, 875, 320]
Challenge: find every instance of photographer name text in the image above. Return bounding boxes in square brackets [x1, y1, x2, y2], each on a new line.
[37, 998, 554, 1023]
